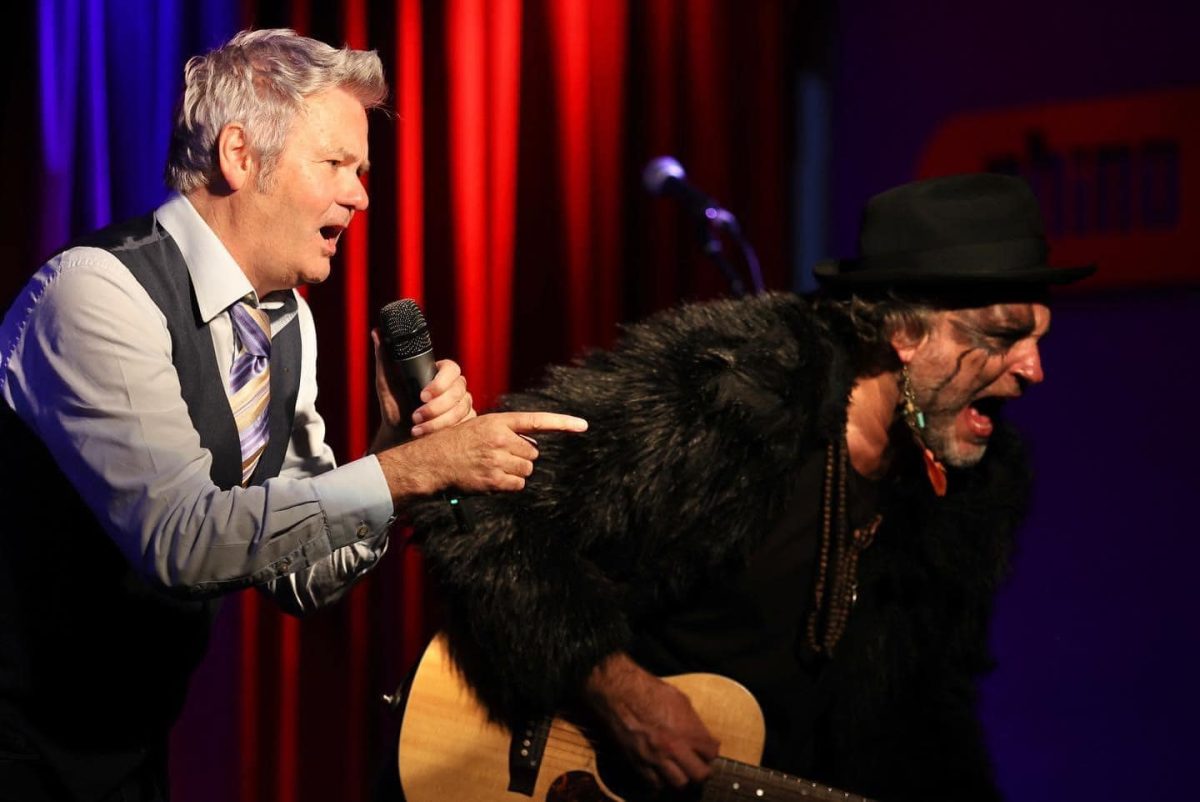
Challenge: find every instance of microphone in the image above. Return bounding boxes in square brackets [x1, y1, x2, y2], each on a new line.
[642, 155, 765, 296]
[378, 299, 437, 407]
[378, 299, 474, 533]
[642, 156, 737, 230]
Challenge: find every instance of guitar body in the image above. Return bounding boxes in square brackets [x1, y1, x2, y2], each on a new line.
[398, 633, 766, 802]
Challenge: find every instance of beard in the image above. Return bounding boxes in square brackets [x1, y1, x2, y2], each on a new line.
[906, 347, 1008, 470]
[920, 408, 989, 468]
[916, 417, 984, 465]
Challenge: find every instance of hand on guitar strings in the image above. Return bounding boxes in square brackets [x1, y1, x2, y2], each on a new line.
[583, 652, 720, 790]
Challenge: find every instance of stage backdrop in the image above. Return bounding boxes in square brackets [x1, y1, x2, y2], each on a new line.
[9, 2, 806, 800]
[10, 2, 1194, 801]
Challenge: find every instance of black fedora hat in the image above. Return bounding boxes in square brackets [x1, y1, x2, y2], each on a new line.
[814, 173, 1095, 287]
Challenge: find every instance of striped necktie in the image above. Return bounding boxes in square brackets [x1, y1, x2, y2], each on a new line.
[228, 301, 272, 485]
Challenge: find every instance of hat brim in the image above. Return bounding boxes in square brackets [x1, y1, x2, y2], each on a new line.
[812, 259, 1096, 287]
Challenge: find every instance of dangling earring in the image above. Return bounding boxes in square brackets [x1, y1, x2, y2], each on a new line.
[899, 365, 926, 433]
[899, 365, 948, 497]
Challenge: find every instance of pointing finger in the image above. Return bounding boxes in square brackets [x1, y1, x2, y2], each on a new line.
[497, 411, 588, 434]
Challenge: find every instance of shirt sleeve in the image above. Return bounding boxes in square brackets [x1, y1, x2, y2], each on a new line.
[265, 292, 393, 614]
[1, 248, 395, 598]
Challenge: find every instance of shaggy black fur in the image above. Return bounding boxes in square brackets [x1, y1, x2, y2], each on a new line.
[413, 292, 1030, 801]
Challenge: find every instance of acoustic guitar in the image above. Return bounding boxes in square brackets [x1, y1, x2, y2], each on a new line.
[398, 634, 873, 801]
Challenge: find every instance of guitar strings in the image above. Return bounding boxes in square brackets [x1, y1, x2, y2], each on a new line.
[532, 723, 870, 802]
[509, 734, 869, 801]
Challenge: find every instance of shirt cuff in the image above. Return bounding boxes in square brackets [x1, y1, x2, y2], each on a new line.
[310, 455, 396, 551]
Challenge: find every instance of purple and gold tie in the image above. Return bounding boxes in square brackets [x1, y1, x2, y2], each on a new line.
[228, 301, 271, 485]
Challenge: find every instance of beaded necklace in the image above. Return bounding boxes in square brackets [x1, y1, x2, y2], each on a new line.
[805, 439, 883, 658]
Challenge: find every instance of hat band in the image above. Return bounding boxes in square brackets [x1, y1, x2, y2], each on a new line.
[850, 237, 1048, 276]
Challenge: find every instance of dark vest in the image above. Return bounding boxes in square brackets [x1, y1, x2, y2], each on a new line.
[0, 213, 301, 800]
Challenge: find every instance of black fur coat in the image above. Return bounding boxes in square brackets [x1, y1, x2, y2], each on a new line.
[414, 292, 1030, 801]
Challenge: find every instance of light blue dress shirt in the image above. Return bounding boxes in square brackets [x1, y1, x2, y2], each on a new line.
[0, 193, 395, 613]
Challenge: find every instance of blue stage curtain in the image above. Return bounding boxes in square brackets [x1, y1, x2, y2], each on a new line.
[35, 0, 239, 256]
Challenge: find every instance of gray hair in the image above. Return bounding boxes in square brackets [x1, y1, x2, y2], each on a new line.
[166, 28, 388, 193]
[812, 291, 938, 376]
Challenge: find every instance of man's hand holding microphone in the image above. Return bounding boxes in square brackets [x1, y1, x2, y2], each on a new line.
[368, 300, 587, 508]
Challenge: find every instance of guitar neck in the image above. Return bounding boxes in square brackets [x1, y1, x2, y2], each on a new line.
[701, 758, 875, 802]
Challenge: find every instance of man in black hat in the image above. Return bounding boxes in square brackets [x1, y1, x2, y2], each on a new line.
[413, 173, 1094, 801]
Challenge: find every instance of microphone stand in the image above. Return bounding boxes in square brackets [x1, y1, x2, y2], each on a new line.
[700, 211, 746, 297]
[700, 208, 765, 297]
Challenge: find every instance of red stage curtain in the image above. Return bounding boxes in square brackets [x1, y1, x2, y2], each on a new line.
[166, 2, 802, 800]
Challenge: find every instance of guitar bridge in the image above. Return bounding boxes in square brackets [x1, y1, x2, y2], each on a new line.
[507, 717, 551, 796]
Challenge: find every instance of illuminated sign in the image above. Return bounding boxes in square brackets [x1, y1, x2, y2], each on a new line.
[917, 88, 1199, 288]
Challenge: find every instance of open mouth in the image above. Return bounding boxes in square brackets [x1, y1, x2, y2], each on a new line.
[963, 396, 1007, 439]
[319, 224, 346, 252]
[971, 396, 1008, 419]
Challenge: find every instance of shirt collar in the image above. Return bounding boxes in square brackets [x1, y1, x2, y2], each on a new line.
[154, 192, 291, 322]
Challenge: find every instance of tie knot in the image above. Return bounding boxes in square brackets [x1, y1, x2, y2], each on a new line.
[230, 301, 271, 358]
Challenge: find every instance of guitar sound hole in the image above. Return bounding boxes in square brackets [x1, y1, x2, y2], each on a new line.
[546, 770, 619, 802]
[547, 769, 705, 802]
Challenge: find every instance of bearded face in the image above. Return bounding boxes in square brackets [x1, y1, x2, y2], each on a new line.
[901, 302, 1050, 468]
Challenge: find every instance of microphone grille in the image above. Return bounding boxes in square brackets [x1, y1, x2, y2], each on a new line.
[642, 156, 685, 195]
[379, 299, 433, 360]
